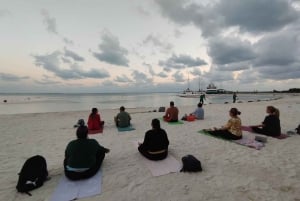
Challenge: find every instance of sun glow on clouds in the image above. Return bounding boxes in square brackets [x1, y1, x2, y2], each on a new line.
[0, 0, 299, 93]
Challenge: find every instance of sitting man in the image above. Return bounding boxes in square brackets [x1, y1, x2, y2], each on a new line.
[64, 124, 109, 180]
[114, 106, 131, 127]
[163, 101, 179, 122]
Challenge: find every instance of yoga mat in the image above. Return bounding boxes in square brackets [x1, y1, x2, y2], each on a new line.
[88, 128, 103, 134]
[140, 154, 182, 176]
[198, 130, 264, 150]
[134, 141, 181, 176]
[117, 126, 136, 132]
[241, 126, 289, 139]
[49, 170, 102, 201]
[159, 118, 184, 125]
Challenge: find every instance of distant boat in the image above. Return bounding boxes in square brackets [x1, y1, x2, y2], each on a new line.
[178, 88, 202, 98]
[205, 83, 226, 94]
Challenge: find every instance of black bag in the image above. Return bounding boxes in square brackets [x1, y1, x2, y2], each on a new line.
[16, 155, 48, 196]
[180, 155, 202, 172]
[158, 107, 165, 112]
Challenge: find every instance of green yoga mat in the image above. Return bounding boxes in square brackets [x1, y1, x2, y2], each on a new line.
[159, 118, 184, 125]
[198, 130, 231, 141]
[117, 126, 136, 132]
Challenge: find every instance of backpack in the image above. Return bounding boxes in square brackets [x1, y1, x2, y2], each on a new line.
[180, 155, 202, 172]
[16, 155, 48, 196]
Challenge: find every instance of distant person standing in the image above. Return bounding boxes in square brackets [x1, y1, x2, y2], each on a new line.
[163, 101, 179, 122]
[233, 92, 237, 103]
[114, 106, 131, 127]
[199, 93, 206, 104]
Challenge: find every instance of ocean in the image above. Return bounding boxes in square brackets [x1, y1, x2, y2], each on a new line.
[0, 93, 281, 115]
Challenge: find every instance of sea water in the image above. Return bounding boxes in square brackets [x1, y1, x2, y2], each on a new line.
[0, 93, 281, 114]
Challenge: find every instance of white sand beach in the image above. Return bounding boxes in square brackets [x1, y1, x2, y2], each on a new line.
[0, 94, 299, 201]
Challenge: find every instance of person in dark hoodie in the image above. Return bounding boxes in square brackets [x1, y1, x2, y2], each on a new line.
[138, 118, 169, 161]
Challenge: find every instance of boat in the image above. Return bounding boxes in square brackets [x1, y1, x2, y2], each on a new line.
[178, 75, 204, 98]
[205, 83, 226, 94]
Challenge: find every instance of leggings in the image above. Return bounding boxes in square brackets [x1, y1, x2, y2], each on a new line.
[138, 146, 168, 161]
[208, 130, 242, 140]
[251, 127, 280, 137]
[64, 151, 105, 181]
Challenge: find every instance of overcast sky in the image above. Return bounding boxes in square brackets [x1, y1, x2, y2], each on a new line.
[1, 0, 300, 93]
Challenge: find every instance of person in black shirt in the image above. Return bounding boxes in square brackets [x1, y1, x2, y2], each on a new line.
[138, 118, 169, 161]
[251, 106, 281, 137]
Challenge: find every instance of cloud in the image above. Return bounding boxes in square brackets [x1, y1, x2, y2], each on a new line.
[63, 37, 73, 45]
[215, 0, 299, 33]
[154, 0, 299, 36]
[159, 54, 207, 69]
[33, 51, 110, 80]
[114, 75, 133, 83]
[64, 48, 85, 62]
[208, 36, 256, 66]
[190, 68, 202, 76]
[0, 73, 29, 81]
[157, 71, 168, 78]
[143, 34, 173, 52]
[93, 31, 129, 66]
[131, 70, 152, 84]
[0, 9, 10, 17]
[41, 9, 58, 34]
[137, 6, 151, 16]
[172, 71, 185, 82]
[252, 28, 300, 80]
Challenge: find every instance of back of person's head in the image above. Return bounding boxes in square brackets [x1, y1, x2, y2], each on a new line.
[92, 107, 98, 114]
[170, 101, 174, 106]
[267, 106, 280, 117]
[230, 108, 241, 116]
[151, 118, 161, 130]
[120, 106, 125, 111]
[198, 102, 203, 108]
[76, 126, 88, 139]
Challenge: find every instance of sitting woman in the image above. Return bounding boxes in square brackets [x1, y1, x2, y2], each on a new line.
[206, 108, 242, 140]
[87, 108, 104, 130]
[64, 125, 109, 180]
[251, 106, 281, 137]
[138, 118, 169, 161]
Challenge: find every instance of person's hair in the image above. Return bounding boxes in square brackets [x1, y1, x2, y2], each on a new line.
[151, 118, 161, 130]
[76, 126, 88, 139]
[120, 106, 125, 111]
[170, 101, 174, 106]
[90, 107, 98, 117]
[230, 108, 241, 116]
[267, 106, 280, 118]
[198, 102, 203, 107]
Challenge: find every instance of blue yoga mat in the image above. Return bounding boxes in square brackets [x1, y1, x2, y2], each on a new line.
[117, 126, 136, 132]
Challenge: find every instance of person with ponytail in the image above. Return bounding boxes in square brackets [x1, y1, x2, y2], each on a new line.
[206, 108, 242, 140]
[251, 106, 281, 137]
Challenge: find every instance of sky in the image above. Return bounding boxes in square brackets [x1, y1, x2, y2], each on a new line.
[0, 0, 300, 93]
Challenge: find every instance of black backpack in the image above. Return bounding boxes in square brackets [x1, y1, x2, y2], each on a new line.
[16, 155, 48, 196]
[180, 155, 202, 172]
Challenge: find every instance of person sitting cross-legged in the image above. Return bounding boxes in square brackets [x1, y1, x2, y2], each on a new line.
[64, 125, 109, 180]
[138, 119, 169, 161]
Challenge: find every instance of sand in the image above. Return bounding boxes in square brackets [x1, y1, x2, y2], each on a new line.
[0, 94, 299, 201]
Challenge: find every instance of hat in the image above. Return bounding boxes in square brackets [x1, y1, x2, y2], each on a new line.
[74, 119, 85, 128]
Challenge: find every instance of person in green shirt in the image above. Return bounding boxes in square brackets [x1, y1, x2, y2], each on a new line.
[114, 106, 131, 127]
[64, 124, 109, 180]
